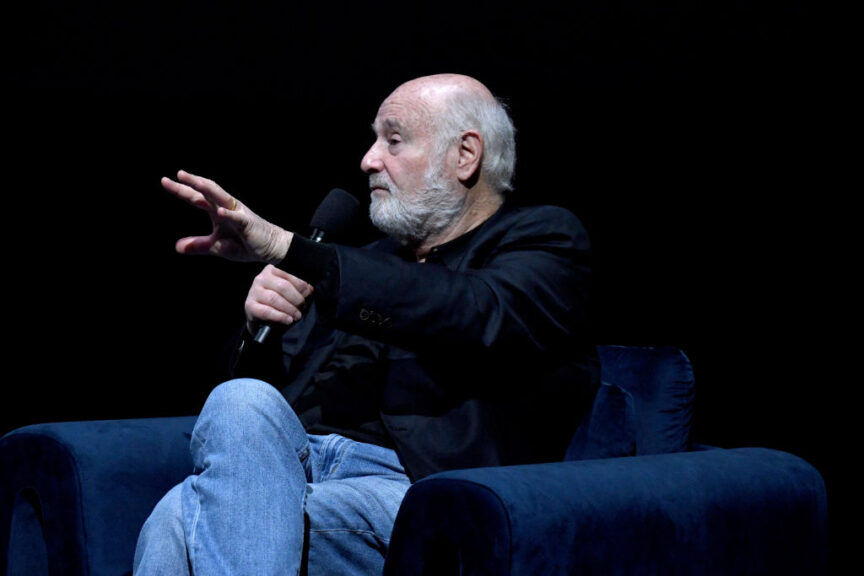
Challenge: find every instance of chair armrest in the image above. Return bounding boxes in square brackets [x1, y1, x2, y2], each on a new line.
[1, 416, 196, 576]
[384, 447, 828, 576]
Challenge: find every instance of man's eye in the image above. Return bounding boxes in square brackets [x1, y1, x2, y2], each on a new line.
[388, 137, 401, 146]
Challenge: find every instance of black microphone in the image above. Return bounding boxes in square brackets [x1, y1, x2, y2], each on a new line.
[253, 188, 360, 343]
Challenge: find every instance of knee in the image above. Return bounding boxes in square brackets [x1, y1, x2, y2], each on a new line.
[193, 378, 305, 452]
[200, 378, 288, 424]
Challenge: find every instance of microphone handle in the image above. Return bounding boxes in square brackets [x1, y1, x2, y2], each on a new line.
[252, 228, 325, 344]
[253, 324, 271, 344]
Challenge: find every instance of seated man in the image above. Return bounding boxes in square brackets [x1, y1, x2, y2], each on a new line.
[134, 73, 598, 576]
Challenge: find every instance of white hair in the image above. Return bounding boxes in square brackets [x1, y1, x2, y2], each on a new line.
[431, 90, 517, 195]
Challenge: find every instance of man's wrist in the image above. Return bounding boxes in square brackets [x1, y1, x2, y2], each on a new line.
[265, 229, 294, 265]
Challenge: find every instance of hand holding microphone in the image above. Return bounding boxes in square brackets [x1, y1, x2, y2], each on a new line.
[252, 188, 361, 343]
[245, 266, 314, 339]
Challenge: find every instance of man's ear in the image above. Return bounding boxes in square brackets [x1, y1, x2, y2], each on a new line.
[456, 130, 483, 184]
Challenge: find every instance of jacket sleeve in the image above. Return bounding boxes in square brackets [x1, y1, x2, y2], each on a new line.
[313, 206, 591, 356]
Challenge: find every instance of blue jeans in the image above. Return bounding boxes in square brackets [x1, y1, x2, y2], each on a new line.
[133, 378, 410, 576]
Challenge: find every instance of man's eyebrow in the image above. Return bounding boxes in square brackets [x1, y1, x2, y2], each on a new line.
[372, 118, 405, 133]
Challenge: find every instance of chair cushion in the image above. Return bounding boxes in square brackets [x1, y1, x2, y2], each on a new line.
[565, 346, 694, 460]
[565, 382, 637, 461]
[595, 345, 695, 455]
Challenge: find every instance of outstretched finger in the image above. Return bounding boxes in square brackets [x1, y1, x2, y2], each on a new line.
[161, 176, 212, 210]
[176, 170, 237, 211]
[175, 235, 217, 256]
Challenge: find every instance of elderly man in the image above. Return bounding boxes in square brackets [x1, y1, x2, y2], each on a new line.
[134, 73, 597, 575]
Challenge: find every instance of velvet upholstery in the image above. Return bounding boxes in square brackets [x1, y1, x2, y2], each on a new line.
[382, 347, 827, 574]
[0, 417, 196, 576]
[564, 345, 694, 461]
[0, 346, 828, 575]
[565, 381, 637, 460]
[384, 447, 828, 575]
[596, 344, 695, 454]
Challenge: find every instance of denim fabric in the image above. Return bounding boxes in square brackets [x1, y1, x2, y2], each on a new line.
[133, 378, 409, 576]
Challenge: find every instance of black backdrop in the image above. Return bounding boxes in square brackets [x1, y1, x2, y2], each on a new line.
[4, 0, 846, 569]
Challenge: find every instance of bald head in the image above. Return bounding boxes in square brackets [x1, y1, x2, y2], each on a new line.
[383, 74, 517, 195]
[388, 74, 497, 115]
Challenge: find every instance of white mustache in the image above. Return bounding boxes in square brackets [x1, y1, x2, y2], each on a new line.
[369, 175, 392, 192]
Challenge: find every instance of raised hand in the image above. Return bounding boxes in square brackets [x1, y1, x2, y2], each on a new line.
[162, 170, 293, 264]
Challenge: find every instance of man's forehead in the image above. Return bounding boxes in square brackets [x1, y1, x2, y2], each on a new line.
[372, 92, 433, 133]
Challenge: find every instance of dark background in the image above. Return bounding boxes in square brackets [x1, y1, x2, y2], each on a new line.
[4, 0, 846, 569]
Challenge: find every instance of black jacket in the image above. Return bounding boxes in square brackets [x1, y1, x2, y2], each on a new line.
[232, 202, 599, 481]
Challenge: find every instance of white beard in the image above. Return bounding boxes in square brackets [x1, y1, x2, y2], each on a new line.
[369, 163, 465, 246]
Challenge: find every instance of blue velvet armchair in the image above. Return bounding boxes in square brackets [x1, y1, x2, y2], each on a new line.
[1, 346, 829, 575]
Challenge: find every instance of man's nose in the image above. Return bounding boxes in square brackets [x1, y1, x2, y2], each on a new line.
[361, 143, 383, 174]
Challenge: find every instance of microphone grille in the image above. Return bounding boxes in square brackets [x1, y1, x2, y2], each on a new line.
[309, 188, 361, 240]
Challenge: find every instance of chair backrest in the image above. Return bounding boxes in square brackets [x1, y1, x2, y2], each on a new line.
[565, 345, 695, 461]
